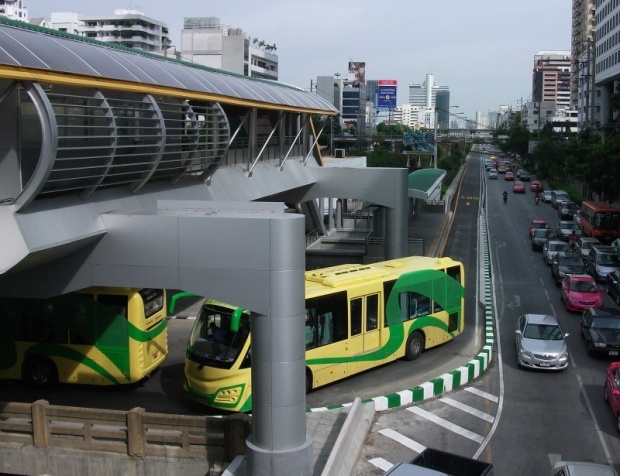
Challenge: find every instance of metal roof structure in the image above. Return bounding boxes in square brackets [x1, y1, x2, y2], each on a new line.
[407, 168, 446, 200]
[0, 17, 336, 114]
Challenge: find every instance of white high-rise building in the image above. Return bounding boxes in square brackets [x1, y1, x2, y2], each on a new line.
[0, 0, 27, 22]
[408, 74, 450, 128]
[47, 9, 170, 54]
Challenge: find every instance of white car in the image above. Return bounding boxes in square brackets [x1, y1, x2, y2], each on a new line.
[488, 169, 498, 180]
[575, 237, 601, 261]
[551, 461, 617, 475]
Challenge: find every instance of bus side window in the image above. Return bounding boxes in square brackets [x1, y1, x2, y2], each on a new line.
[366, 294, 379, 331]
[69, 296, 95, 345]
[398, 292, 409, 322]
[410, 292, 430, 318]
[305, 310, 317, 349]
[350, 298, 362, 336]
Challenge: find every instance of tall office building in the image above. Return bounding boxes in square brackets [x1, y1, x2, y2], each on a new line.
[532, 51, 572, 110]
[571, 0, 597, 129]
[0, 0, 27, 22]
[408, 74, 450, 128]
[594, 0, 620, 129]
[182, 17, 278, 81]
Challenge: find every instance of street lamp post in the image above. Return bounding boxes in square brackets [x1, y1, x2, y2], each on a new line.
[433, 108, 438, 168]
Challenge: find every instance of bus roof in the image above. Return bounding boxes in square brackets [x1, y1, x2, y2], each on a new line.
[304, 256, 459, 294]
[582, 201, 620, 212]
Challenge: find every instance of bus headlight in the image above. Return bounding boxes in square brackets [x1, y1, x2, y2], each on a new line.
[214, 386, 243, 405]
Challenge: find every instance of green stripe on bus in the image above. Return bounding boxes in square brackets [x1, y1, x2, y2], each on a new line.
[128, 318, 167, 342]
[24, 344, 121, 384]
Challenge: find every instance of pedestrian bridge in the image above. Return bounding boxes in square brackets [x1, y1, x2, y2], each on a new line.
[0, 18, 410, 475]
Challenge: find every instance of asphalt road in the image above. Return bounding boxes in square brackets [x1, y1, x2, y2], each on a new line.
[355, 146, 620, 475]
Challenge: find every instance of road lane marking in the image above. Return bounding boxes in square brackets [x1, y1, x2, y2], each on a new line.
[368, 457, 394, 472]
[464, 386, 499, 403]
[440, 397, 495, 423]
[378, 428, 426, 454]
[407, 406, 485, 443]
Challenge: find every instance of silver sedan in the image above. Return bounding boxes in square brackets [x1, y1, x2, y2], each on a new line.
[515, 314, 569, 371]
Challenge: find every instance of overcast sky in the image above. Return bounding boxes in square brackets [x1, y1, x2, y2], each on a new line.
[24, 1, 572, 122]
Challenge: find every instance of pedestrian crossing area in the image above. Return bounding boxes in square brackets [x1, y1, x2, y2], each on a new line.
[355, 383, 499, 475]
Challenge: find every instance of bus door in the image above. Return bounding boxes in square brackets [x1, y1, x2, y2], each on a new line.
[348, 293, 381, 374]
[93, 294, 131, 382]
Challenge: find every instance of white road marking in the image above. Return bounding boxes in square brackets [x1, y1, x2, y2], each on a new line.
[440, 396, 495, 423]
[368, 457, 394, 472]
[464, 386, 499, 403]
[378, 428, 426, 454]
[407, 406, 485, 443]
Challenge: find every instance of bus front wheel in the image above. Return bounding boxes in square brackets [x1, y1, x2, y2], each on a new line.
[23, 357, 58, 388]
[405, 331, 424, 361]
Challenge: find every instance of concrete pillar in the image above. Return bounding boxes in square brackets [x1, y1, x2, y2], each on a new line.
[246, 215, 313, 475]
[385, 168, 408, 259]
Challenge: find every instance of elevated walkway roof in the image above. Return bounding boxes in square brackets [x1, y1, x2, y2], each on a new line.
[0, 17, 336, 114]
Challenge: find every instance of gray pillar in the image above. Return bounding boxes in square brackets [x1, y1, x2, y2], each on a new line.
[385, 169, 408, 259]
[335, 199, 343, 229]
[246, 215, 313, 475]
[328, 198, 335, 230]
[372, 206, 385, 241]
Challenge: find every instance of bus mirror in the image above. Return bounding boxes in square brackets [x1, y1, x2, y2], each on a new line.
[230, 308, 245, 332]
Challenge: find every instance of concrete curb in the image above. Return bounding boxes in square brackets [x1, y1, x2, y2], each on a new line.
[320, 397, 375, 476]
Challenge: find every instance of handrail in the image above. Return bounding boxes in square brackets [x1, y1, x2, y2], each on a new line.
[0, 399, 250, 462]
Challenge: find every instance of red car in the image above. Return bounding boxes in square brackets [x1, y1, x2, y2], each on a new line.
[529, 219, 549, 238]
[560, 274, 605, 312]
[512, 180, 525, 193]
[604, 361, 620, 432]
[530, 181, 543, 192]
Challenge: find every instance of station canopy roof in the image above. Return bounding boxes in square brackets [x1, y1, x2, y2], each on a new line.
[0, 18, 337, 113]
[408, 168, 446, 200]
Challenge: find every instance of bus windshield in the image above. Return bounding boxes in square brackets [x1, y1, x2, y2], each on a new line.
[187, 301, 250, 368]
[594, 212, 620, 231]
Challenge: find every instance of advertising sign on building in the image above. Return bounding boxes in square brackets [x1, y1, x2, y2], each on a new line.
[377, 79, 397, 109]
[348, 61, 366, 84]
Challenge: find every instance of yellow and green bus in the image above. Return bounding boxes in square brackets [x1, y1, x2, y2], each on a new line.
[184, 256, 465, 412]
[0, 287, 168, 387]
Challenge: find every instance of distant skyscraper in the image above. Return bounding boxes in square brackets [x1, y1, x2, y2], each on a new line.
[532, 51, 571, 110]
[408, 74, 450, 128]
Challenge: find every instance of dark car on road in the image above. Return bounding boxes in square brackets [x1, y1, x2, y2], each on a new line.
[606, 270, 620, 305]
[580, 307, 620, 357]
[531, 228, 555, 251]
[551, 250, 586, 286]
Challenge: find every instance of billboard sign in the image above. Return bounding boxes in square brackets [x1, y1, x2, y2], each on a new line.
[377, 79, 397, 109]
[348, 61, 366, 83]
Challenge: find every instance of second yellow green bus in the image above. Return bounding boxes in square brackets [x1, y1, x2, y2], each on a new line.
[184, 256, 465, 412]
